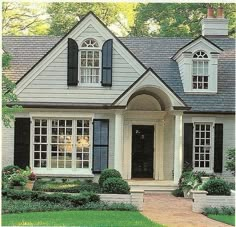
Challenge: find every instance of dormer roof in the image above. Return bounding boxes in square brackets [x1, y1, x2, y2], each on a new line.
[172, 35, 223, 61]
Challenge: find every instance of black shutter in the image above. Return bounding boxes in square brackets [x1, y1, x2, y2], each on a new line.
[102, 39, 113, 86]
[214, 124, 223, 173]
[93, 119, 109, 173]
[14, 118, 30, 168]
[67, 38, 78, 86]
[184, 123, 193, 168]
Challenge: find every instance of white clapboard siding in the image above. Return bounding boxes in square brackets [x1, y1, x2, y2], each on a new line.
[183, 115, 235, 178]
[18, 23, 142, 103]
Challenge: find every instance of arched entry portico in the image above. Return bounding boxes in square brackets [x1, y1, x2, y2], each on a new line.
[112, 69, 189, 183]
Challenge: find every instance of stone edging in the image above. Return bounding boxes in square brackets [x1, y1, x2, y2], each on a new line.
[99, 190, 144, 211]
[191, 190, 235, 213]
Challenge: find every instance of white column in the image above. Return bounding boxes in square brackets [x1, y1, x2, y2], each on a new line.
[155, 120, 164, 180]
[174, 113, 183, 184]
[114, 111, 124, 175]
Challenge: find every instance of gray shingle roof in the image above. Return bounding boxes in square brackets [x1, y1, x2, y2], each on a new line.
[2, 36, 235, 112]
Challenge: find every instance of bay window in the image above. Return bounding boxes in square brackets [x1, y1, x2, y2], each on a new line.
[33, 118, 91, 170]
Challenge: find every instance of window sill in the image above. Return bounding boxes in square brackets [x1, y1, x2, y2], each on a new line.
[193, 168, 214, 174]
[184, 91, 217, 94]
[33, 168, 94, 177]
[36, 173, 95, 178]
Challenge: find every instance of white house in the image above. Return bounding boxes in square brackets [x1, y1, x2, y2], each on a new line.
[2, 8, 235, 187]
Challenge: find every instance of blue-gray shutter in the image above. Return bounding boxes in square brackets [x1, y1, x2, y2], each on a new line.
[184, 123, 193, 169]
[102, 39, 113, 86]
[14, 118, 30, 168]
[93, 119, 109, 173]
[67, 38, 78, 86]
[214, 124, 223, 173]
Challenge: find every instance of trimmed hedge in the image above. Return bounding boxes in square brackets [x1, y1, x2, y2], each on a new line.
[99, 169, 122, 187]
[2, 199, 137, 214]
[102, 178, 130, 194]
[203, 206, 235, 215]
[200, 178, 231, 195]
[2, 189, 100, 206]
[33, 180, 100, 193]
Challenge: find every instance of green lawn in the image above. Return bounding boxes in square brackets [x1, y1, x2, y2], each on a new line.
[2, 210, 163, 227]
[208, 214, 235, 226]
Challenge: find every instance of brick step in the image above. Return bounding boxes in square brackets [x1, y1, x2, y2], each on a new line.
[130, 185, 178, 193]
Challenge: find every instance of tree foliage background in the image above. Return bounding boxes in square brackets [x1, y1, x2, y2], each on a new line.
[2, 2, 235, 37]
[129, 3, 236, 37]
[2, 54, 22, 127]
[2, 2, 49, 35]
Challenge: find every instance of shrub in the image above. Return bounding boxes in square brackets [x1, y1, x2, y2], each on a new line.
[225, 148, 235, 176]
[200, 178, 231, 195]
[79, 182, 100, 193]
[2, 189, 100, 207]
[203, 206, 235, 215]
[102, 178, 130, 194]
[2, 199, 136, 214]
[2, 198, 72, 214]
[2, 165, 21, 176]
[171, 188, 184, 197]
[10, 174, 28, 186]
[179, 171, 202, 192]
[99, 169, 122, 187]
[70, 192, 100, 206]
[227, 182, 235, 190]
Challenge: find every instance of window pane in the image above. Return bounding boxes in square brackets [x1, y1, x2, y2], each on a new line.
[81, 51, 86, 58]
[66, 120, 72, 127]
[34, 160, 40, 167]
[34, 144, 40, 151]
[76, 161, 82, 168]
[42, 120, 47, 126]
[94, 59, 99, 67]
[34, 128, 40, 134]
[94, 51, 99, 58]
[35, 136, 40, 143]
[35, 120, 40, 126]
[34, 152, 40, 159]
[81, 59, 86, 67]
[41, 144, 47, 151]
[87, 60, 93, 67]
[59, 120, 65, 127]
[83, 161, 89, 168]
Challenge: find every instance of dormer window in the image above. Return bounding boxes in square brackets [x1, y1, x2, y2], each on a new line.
[80, 38, 100, 85]
[192, 51, 209, 90]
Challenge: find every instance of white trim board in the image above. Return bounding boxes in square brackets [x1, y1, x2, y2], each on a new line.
[114, 70, 186, 108]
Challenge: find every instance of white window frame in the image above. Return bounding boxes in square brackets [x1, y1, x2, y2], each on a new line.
[193, 122, 214, 173]
[79, 38, 102, 86]
[31, 117, 93, 175]
[192, 51, 209, 91]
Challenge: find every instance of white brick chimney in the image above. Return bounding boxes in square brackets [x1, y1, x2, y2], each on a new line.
[201, 6, 229, 37]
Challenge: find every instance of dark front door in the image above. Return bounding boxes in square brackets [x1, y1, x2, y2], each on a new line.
[132, 125, 154, 178]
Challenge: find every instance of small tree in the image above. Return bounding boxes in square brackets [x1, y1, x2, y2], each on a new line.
[225, 148, 235, 176]
[2, 53, 22, 127]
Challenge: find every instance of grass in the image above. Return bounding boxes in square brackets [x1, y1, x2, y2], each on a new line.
[208, 214, 235, 226]
[2, 210, 163, 226]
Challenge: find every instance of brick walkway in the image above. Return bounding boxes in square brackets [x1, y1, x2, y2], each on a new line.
[142, 193, 231, 227]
